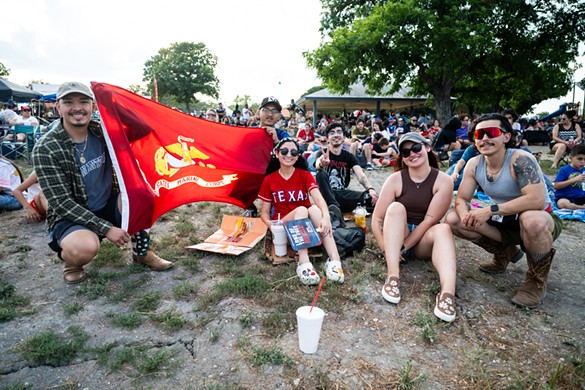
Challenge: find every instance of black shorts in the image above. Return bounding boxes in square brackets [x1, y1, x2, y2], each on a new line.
[48, 193, 121, 253]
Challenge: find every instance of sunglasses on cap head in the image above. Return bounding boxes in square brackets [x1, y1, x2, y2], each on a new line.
[399, 143, 423, 157]
[279, 147, 299, 157]
[474, 127, 505, 139]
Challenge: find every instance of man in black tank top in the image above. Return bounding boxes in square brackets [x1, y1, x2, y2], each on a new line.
[446, 113, 563, 309]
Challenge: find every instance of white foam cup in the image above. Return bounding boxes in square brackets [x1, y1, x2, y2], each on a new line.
[271, 220, 288, 257]
[296, 306, 325, 354]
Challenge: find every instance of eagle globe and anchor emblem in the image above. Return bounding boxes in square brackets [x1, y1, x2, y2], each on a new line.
[150, 135, 238, 195]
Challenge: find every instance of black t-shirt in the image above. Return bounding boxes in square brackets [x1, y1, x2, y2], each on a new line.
[320, 149, 358, 190]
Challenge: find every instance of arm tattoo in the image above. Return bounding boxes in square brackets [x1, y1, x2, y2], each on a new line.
[358, 175, 370, 189]
[513, 154, 542, 188]
[455, 200, 472, 211]
[378, 220, 384, 233]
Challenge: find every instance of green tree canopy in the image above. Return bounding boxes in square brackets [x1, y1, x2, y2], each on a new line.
[0, 62, 10, 77]
[143, 42, 219, 112]
[305, 0, 585, 124]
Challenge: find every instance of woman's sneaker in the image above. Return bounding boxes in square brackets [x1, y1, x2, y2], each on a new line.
[297, 262, 321, 285]
[325, 259, 344, 283]
[434, 292, 456, 322]
[381, 276, 401, 304]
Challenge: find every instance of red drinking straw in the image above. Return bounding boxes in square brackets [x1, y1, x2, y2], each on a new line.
[310, 277, 326, 313]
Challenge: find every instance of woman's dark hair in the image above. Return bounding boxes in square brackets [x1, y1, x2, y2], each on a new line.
[566, 110, 577, 120]
[394, 144, 439, 171]
[443, 116, 462, 132]
[469, 113, 515, 148]
[264, 138, 308, 176]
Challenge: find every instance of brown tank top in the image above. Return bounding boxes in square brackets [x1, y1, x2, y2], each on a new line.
[396, 168, 439, 225]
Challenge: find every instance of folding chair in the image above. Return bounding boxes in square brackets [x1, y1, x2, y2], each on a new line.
[431, 130, 450, 167]
[1, 125, 39, 160]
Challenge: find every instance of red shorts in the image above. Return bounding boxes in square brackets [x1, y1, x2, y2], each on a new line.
[29, 198, 47, 219]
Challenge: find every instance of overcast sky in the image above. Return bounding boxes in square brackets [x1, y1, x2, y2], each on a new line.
[1, 0, 582, 115]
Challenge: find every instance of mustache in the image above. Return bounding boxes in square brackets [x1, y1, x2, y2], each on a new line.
[69, 110, 87, 116]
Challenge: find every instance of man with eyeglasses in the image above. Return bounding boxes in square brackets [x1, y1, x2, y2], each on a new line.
[446, 113, 563, 309]
[315, 122, 379, 223]
[243, 96, 289, 217]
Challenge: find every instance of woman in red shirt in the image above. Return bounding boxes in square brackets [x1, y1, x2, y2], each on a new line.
[259, 139, 344, 285]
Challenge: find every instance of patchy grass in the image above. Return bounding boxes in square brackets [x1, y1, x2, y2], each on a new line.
[412, 311, 437, 344]
[97, 344, 179, 378]
[151, 308, 188, 332]
[214, 273, 271, 298]
[63, 302, 84, 316]
[248, 344, 293, 367]
[396, 361, 427, 389]
[172, 281, 199, 300]
[16, 325, 90, 366]
[0, 282, 32, 323]
[93, 241, 126, 268]
[133, 292, 162, 312]
[106, 311, 145, 329]
[239, 310, 255, 328]
[261, 306, 295, 337]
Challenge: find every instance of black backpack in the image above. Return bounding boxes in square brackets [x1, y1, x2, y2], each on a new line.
[332, 227, 366, 259]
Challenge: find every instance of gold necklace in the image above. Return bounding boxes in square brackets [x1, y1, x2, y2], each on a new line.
[75, 133, 88, 164]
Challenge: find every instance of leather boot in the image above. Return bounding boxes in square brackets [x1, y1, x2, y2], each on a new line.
[473, 236, 524, 274]
[511, 248, 555, 308]
[132, 250, 173, 271]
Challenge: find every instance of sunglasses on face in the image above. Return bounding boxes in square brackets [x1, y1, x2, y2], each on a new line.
[400, 143, 423, 157]
[279, 147, 299, 157]
[474, 127, 504, 139]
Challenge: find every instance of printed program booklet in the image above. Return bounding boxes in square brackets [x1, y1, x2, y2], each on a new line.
[284, 218, 322, 250]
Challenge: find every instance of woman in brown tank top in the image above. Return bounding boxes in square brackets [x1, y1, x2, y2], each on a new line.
[371, 132, 458, 322]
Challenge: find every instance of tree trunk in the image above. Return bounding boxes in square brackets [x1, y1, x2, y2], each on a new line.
[433, 86, 453, 127]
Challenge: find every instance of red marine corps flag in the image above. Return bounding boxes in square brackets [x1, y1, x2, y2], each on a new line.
[91, 82, 273, 235]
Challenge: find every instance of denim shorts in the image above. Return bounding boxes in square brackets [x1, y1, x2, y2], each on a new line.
[48, 193, 121, 253]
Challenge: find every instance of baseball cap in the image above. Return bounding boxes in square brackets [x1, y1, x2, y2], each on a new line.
[260, 96, 282, 111]
[398, 132, 432, 149]
[21, 105, 31, 111]
[57, 81, 94, 100]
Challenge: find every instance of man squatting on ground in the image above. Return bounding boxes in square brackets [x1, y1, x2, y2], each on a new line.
[446, 113, 563, 308]
[32, 82, 173, 284]
[314, 122, 379, 224]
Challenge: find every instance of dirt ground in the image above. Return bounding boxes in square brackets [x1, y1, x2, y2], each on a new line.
[1, 147, 584, 389]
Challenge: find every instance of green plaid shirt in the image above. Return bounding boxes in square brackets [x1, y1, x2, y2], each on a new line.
[32, 119, 115, 236]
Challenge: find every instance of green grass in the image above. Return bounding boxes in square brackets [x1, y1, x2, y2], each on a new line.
[151, 308, 188, 331]
[16, 325, 90, 366]
[0, 282, 32, 323]
[63, 302, 84, 316]
[106, 311, 145, 329]
[239, 310, 255, 328]
[214, 273, 271, 298]
[133, 291, 162, 312]
[248, 344, 293, 367]
[412, 311, 437, 344]
[261, 307, 295, 337]
[92, 241, 126, 268]
[97, 344, 179, 378]
[396, 361, 427, 389]
[109, 274, 149, 303]
[172, 281, 199, 299]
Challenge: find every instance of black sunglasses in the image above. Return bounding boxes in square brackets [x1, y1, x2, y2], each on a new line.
[400, 143, 423, 157]
[279, 147, 299, 157]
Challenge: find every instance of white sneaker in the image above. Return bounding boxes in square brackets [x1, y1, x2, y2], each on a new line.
[325, 259, 344, 283]
[297, 262, 321, 285]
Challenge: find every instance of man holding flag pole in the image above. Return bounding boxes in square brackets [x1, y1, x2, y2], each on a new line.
[33, 82, 173, 284]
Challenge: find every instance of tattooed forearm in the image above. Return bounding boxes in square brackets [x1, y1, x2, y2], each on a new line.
[455, 200, 472, 211]
[378, 220, 384, 233]
[358, 175, 370, 189]
[513, 154, 542, 188]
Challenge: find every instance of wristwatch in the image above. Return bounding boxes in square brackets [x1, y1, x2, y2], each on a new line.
[490, 204, 499, 215]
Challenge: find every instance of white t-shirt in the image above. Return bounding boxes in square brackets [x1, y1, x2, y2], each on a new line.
[13, 115, 39, 126]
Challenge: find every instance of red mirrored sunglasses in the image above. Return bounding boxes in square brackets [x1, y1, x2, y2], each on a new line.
[474, 127, 504, 139]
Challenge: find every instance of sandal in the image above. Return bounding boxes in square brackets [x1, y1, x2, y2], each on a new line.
[434, 292, 456, 322]
[325, 259, 344, 283]
[63, 263, 86, 285]
[296, 262, 321, 285]
[381, 276, 400, 304]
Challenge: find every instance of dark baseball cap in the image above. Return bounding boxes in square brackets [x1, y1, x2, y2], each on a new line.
[260, 96, 282, 111]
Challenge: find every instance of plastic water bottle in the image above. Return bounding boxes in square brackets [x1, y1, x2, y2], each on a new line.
[354, 203, 367, 232]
